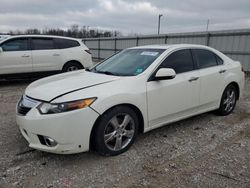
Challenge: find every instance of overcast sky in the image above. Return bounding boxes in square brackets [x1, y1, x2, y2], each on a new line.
[0, 0, 250, 35]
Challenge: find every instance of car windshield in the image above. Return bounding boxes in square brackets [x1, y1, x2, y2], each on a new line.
[92, 48, 165, 76]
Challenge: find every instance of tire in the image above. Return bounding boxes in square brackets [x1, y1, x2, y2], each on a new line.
[92, 106, 139, 156]
[62, 62, 83, 72]
[217, 84, 237, 116]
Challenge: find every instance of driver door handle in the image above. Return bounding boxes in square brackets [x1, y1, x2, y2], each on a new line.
[189, 77, 199, 82]
[219, 69, 227, 74]
[21, 55, 30, 58]
[53, 53, 60, 56]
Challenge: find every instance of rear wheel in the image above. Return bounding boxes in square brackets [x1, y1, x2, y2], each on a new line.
[93, 106, 139, 156]
[217, 84, 237, 116]
[62, 62, 83, 72]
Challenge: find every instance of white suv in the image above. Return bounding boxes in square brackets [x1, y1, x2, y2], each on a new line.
[0, 35, 93, 78]
[0, 35, 10, 41]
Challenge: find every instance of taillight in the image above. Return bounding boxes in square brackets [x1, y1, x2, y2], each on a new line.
[85, 49, 92, 55]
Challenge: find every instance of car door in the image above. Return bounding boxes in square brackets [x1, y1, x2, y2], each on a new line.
[31, 37, 62, 72]
[0, 37, 32, 74]
[192, 49, 225, 109]
[146, 49, 200, 128]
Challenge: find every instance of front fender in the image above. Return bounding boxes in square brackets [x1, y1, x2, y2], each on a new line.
[91, 92, 148, 129]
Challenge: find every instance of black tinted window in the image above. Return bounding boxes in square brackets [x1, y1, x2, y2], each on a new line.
[193, 49, 217, 69]
[1, 38, 28, 51]
[32, 38, 55, 50]
[54, 38, 80, 49]
[215, 55, 223, 65]
[161, 49, 194, 74]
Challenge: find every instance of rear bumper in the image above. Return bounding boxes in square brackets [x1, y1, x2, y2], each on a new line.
[239, 72, 245, 98]
[16, 107, 99, 154]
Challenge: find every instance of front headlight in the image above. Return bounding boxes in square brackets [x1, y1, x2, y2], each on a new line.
[37, 98, 97, 114]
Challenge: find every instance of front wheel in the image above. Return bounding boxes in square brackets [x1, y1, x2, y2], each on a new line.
[92, 106, 139, 156]
[217, 84, 237, 116]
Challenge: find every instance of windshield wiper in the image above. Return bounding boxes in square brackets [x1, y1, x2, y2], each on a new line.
[96, 70, 119, 76]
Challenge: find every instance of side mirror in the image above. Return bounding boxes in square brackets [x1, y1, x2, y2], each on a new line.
[154, 68, 176, 80]
[0, 47, 3, 53]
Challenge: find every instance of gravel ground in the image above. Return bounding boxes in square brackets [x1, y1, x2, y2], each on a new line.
[0, 76, 249, 188]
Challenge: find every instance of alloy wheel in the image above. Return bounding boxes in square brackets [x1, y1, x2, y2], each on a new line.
[104, 113, 135, 151]
[223, 89, 236, 113]
[67, 66, 79, 72]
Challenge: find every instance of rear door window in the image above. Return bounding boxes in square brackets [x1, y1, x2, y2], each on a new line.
[32, 38, 55, 50]
[54, 38, 80, 49]
[193, 49, 218, 69]
[1, 38, 29, 51]
[160, 49, 195, 74]
[215, 55, 224, 65]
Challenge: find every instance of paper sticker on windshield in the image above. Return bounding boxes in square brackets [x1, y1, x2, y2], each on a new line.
[141, 51, 159, 56]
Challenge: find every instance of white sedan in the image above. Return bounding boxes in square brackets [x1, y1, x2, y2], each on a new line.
[16, 44, 245, 155]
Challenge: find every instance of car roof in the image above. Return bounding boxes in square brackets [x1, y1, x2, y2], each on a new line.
[2, 35, 81, 41]
[129, 44, 211, 50]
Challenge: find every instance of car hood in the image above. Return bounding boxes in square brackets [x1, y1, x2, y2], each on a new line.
[25, 70, 120, 102]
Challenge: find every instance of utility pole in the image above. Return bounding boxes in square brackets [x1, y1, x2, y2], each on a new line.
[158, 14, 163, 35]
[206, 19, 210, 32]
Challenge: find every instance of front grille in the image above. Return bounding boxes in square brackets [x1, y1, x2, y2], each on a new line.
[17, 105, 31, 116]
[38, 135, 46, 145]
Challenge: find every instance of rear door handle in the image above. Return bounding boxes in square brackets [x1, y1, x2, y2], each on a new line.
[219, 69, 227, 74]
[53, 53, 60, 56]
[21, 55, 30, 58]
[189, 77, 199, 82]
